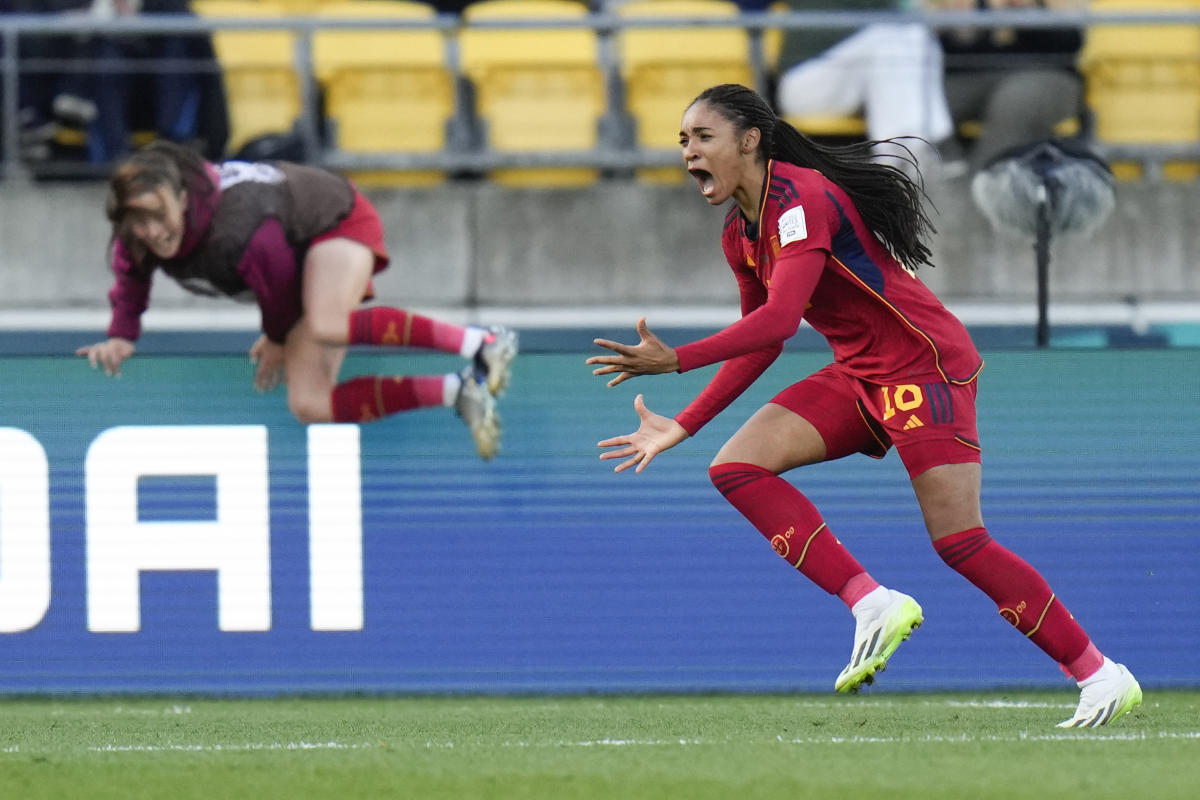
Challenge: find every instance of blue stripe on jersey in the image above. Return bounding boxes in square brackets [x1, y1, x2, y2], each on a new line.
[825, 190, 885, 295]
[770, 175, 798, 199]
[723, 206, 740, 232]
[769, 176, 798, 208]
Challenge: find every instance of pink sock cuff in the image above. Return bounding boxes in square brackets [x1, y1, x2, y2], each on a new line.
[837, 572, 881, 610]
[1064, 641, 1104, 682]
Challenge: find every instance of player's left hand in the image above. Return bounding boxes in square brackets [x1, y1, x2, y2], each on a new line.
[249, 335, 285, 393]
[587, 317, 680, 387]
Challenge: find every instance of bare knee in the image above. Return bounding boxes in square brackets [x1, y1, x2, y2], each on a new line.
[303, 314, 350, 348]
[288, 391, 334, 424]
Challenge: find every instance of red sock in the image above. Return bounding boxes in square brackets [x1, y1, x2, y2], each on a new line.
[331, 375, 446, 423]
[709, 462, 876, 606]
[348, 307, 469, 354]
[934, 527, 1092, 670]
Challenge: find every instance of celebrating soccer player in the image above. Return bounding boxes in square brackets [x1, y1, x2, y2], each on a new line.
[77, 141, 516, 459]
[588, 84, 1141, 727]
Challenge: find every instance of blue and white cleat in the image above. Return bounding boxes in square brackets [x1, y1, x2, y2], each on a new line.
[1057, 658, 1142, 728]
[474, 325, 518, 397]
[455, 367, 500, 460]
[835, 588, 923, 694]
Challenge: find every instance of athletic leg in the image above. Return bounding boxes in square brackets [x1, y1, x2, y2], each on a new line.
[709, 369, 923, 692]
[346, 305, 517, 399]
[910, 460, 1140, 726]
[285, 239, 499, 456]
[709, 403, 873, 603]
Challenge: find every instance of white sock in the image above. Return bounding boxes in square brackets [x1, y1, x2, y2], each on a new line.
[442, 372, 462, 407]
[459, 326, 488, 357]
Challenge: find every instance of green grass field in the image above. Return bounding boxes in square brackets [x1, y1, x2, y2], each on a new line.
[2, 691, 1196, 799]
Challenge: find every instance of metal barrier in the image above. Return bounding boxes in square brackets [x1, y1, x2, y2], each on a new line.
[1, 8, 1198, 179]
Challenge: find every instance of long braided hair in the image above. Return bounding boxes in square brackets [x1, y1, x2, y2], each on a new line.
[692, 84, 936, 270]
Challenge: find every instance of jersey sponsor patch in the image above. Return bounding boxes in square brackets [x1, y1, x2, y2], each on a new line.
[778, 205, 807, 246]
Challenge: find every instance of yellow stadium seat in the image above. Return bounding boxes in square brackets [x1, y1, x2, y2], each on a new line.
[313, 0, 454, 186]
[763, 0, 787, 74]
[1080, 0, 1200, 144]
[459, 0, 605, 187]
[782, 114, 867, 138]
[617, 0, 753, 183]
[190, 1, 303, 154]
[273, 0, 321, 11]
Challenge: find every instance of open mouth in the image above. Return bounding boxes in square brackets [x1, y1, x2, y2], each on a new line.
[689, 168, 715, 197]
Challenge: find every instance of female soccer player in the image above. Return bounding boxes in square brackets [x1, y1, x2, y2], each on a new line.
[587, 84, 1140, 727]
[77, 141, 516, 459]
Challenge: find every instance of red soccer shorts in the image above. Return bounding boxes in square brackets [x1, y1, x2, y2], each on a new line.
[771, 362, 982, 479]
[311, 187, 391, 274]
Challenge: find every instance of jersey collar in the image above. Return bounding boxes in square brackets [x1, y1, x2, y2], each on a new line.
[742, 159, 774, 242]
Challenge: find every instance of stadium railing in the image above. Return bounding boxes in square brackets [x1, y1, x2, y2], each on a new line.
[1, 6, 1198, 182]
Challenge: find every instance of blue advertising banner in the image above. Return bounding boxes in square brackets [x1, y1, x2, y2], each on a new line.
[0, 350, 1196, 693]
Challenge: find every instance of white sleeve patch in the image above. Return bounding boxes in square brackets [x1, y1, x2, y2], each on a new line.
[777, 205, 808, 246]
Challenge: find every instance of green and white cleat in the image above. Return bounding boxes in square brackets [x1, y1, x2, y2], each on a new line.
[474, 325, 518, 397]
[835, 588, 923, 694]
[455, 367, 501, 460]
[1057, 658, 1142, 728]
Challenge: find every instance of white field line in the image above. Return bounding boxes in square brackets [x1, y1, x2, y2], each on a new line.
[51, 704, 193, 717]
[3, 731, 1196, 757]
[3, 699, 1188, 756]
[87, 741, 372, 753]
[487, 731, 1200, 748]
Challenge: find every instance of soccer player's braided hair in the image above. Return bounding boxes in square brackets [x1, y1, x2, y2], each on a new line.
[692, 84, 936, 270]
[106, 140, 217, 267]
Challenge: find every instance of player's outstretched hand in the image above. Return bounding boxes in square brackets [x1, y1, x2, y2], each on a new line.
[249, 335, 286, 393]
[75, 337, 135, 378]
[587, 317, 680, 387]
[598, 394, 689, 473]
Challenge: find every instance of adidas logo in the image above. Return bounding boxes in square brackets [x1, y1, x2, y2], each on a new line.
[902, 415, 923, 430]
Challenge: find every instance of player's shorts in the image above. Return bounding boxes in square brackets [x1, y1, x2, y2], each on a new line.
[311, 188, 390, 275]
[771, 362, 982, 479]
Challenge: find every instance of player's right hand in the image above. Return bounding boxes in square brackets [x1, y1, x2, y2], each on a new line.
[249, 335, 286, 393]
[597, 394, 689, 473]
[75, 337, 135, 378]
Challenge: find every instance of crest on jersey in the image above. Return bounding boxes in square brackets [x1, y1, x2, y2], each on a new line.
[778, 205, 807, 246]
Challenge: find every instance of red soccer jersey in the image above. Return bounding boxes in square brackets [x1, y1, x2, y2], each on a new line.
[674, 160, 983, 435]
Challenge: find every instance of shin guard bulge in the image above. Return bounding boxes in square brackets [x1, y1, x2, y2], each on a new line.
[709, 462, 874, 601]
[331, 375, 445, 423]
[348, 307, 467, 354]
[935, 527, 1091, 667]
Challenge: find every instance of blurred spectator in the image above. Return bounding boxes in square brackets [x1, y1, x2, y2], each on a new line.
[427, 0, 475, 13]
[774, 0, 956, 175]
[2, 1, 99, 162]
[930, 0, 1086, 173]
[83, 0, 229, 163]
[5, 0, 227, 168]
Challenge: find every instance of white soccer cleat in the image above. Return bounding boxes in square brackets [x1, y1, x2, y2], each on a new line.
[474, 325, 518, 396]
[835, 588, 924, 694]
[455, 367, 501, 460]
[1057, 658, 1142, 728]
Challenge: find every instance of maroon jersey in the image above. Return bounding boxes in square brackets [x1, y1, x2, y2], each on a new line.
[105, 160, 360, 344]
[675, 160, 983, 435]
